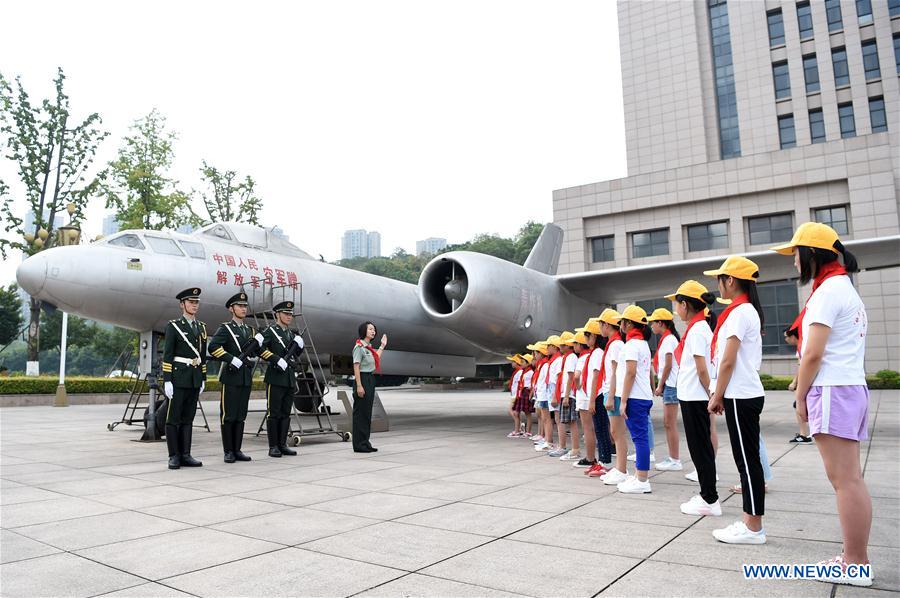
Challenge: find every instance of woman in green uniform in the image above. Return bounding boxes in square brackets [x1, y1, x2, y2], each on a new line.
[352, 321, 387, 453]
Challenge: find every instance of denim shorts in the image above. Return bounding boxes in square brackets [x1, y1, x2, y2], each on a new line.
[606, 394, 622, 417]
[662, 385, 679, 405]
[535, 400, 549, 410]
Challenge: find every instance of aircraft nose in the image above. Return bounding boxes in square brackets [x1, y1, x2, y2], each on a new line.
[16, 252, 47, 296]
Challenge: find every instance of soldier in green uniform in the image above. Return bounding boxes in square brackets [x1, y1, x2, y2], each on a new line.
[259, 300, 302, 457]
[161, 288, 208, 470]
[209, 291, 262, 463]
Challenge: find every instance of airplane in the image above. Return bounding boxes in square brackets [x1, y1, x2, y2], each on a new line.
[15, 220, 900, 381]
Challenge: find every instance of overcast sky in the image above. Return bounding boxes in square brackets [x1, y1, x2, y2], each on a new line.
[0, 0, 626, 285]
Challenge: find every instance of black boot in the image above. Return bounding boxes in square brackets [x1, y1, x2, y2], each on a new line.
[221, 422, 235, 463]
[179, 425, 203, 467]
[267, 419, 281, 457]
[166, 424, 180, 469]
[278, 417, 297, 456]
[233, 421, 251, 461]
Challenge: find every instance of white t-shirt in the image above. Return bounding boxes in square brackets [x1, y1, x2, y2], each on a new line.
[563, 352, 578, 397]
[615, 338, 654, 400]
[657, 333, 679, 388]
[600, 339, 623, 395]
[712, 303, 765, 398]
[677, 320, 714, 402]
[584, 348, 603, 399]
[510, 369, 523, 398]
[547, 354, 564, 401]
[523, 369, 534, 389]
[574, 352, 590, 401]
[802, 275, 867, 386]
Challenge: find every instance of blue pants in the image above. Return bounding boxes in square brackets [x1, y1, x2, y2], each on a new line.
[624, 398, 653, 471]
[759, 436, 772, 482]
[647, 411, 655, 453]
[592, 394, 612, 464]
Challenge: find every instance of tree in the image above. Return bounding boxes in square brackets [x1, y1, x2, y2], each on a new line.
[0, 284, 24, 346]
[512, 221, 544, 265]
[194, 160, 263, 225]
[102, 109, 193, 231]
[0, 67, 109, 372]
[38, 309, 93, 352]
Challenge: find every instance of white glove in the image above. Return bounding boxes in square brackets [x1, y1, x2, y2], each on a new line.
[164, 382, 174, 398]
[231, 356, 243, 369]
[277, 358, 288, 371]
[254, 332, 264, 345]
[294, 335, 304, 349]
[199, 382, 205, 394]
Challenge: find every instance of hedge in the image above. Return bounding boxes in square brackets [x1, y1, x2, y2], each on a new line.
[0, 376, 268, 395]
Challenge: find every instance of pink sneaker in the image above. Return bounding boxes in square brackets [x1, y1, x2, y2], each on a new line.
[507, 431, 521, 438]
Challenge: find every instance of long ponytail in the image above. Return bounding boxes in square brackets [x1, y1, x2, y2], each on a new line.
[677, 293, 718, 329]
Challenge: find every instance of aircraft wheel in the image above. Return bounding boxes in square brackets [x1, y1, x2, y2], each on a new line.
[342, 432, 351, 442]
[107, 423, 114, 431]
[291, 436, 301, 447]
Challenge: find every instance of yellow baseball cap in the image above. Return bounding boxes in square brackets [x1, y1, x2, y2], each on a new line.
[665, 280, 709, 302]
[528, 342, 549, 355]
[522, 354, 534, 364]
[771, 222, 840, 255]
[573, 331, 589, 345]
[647, 308, 674, 322]
[703, 256, 760, 281]
[546, 335, 562, 347]
[596, 308, 621, 326]
[559, 331, 576, 346]
[505, 355, 522, 364]
[577, 319, 603, 335]
[620, 305, 648, 324]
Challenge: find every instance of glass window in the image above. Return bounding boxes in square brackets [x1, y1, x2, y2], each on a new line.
[773, 61, 791, 99]
[591, 235, 615, 263]
[809, 108, 827, 143]
[687, 221, 729, 252]
[856, 0, 873, 24]
[839, 102, 856, 138]
[759, 280, 800, 355]
[803, 54, 820, 93]
[869, 97, 887, 133]
[748, 213, 794, 245]
[636, 298, 671, 354]
[797, 2, 814, 39]
[832, 47, 850, 86]
[814, 205, 850, 235]
[106, 234, 145, 250]
[631, 228, 669, 258]
[179, 240, 206, 259]
[145, 236, 184, 256]
[711, 0, 741, 158]
[202, 224, 233, 241]
[825, 0, 843, 31]
[890, 0, 900, 16]
[767, 9, 785, 46]
[862, 40, 880, 80]
[778, 115, 796, 149]
[895, 34, 900, 74]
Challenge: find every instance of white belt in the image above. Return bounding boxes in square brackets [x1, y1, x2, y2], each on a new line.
[173, 356, 201, 367]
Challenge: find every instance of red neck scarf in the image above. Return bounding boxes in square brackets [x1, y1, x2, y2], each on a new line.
[508, 367, 520, 391]
[710, 293, 750, 358]
[598, 332, 622, 387]
[674, 311, 706, 365]
[533, 358, 547, 386]
[356, 339, 381, 373]
[625, 328, 645, 343]
[791, 261, 848, 357]
[652, 330, 672, 372]
[555, 351, 572, 400]
[518, 366, 531, 393]
[581, 347, 599, 392]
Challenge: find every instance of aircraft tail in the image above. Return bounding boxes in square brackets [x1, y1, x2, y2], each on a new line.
[523, 223, 563, 275]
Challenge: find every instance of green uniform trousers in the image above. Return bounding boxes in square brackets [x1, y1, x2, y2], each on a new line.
[266, 383, 293, 420]
[167, 386, 200, 426]
[220, 384, 251, 424]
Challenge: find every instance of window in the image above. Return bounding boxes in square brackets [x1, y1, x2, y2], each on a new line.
[803, 54, 820, 93]
[809, 108, 827, 143]
[759, 280, 800, 356]
[590, 235, 615, 263]
[710, 0, 741, 158]
[832, 47, 850, 86]
[895, 34, 900, 73]
[687, 221, 729, 252]
[748, 213, 793, 245]
[773, 61, 791, 99]
[814, 205, 850, 235]
[145, 236, 184, 256]
[202, 224, 233, 241]
[636, 298, 671, 354]
[631, 228, 669, 258]
[106, 234, 145, 250]
[797, 2, 814, 39]
[767, 9, 785, 46]
[891, 0, 900, 17]
[839, 102, 856, 138]
[869, 97, 887, 133]
[179, 240, 206, 259]
[778, 115, 796, 149]
[862, 40, 880, 80]
[856, 0, 873, 24]
[825, 0, 843, 31]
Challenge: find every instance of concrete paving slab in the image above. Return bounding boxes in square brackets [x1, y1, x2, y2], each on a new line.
[1, 495, 123, 528]
[465, 487, 597, 514]
[139, 494, 292, 526]
[396, 502, 552, 537]
[0, 485, 68, 505]
[212, 506, 377, 545]
[357, 573, 527, 597]
[0, 529, 62, 564]
[87, 484, 217, 509]
[383, 479, 506, 501]
[307, 491, 449, 520]
[13, 510, 191, 551]
[0, 552, 145, 598]
[172, 472, 287, 494]
[568, 492, 703, 525]
[235, 481, 365, 508]
[96, 582, 194, 597]
[38, 474, 158, 497]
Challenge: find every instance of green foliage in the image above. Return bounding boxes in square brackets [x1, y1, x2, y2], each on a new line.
[194, 160, 263, 225]
[0, 284, 24, 346]
[874, 369, 899, 382]
[0, 376, 265, 394]
[39, 310, 92, 352]
[101, 109, 193, 231]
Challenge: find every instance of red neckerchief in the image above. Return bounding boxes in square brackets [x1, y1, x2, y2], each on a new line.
[652, 330, 672, 372]
[555, 350, 573, 400]
[581, 347, 598, 392]
[518, 365, 531, 393]
[792, 261, 848, 357]
[625, 328, 644, 342]
[356, 339, 381, 372]
[674, 311, 706, 365]
[710, 294, 750, 359]
[508, 366, 521, 392]
[598, 332, 621, 387]
[545, 352, 562, 387]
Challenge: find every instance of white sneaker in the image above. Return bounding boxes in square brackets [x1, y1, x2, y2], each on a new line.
[712, 521, 766, 544]
[679, 494, 722, 516]
[601, 468, 628, 485]
[536, 443, 552, 452]
[627, 452, 655, 462]
[685, 470, 719, 482]
[534, 442, 547, 452]
[531, 435, 544, 444]
[617, 476, 652, 494]
[560, 450, 581, 461]
[656, 457, 683, 471]
[810, 555, 873, 587]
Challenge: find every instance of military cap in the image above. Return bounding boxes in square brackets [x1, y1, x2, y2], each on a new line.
[226, 291, 249, 308]
[273, 300, 295, 313]
[176, 287, 201, 301]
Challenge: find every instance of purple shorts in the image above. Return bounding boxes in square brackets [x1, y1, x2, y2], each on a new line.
[806, 385, 869, 441]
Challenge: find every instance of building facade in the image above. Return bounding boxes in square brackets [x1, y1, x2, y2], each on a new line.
[553, 0, 900, 374]
[367, 231, 382, 258]
[416, 237, 448, 256]
[342, 229, 382, 259]
[102, 214, 120, 237]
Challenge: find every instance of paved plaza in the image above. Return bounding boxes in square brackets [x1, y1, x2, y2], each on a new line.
[1, 388, 897, 597]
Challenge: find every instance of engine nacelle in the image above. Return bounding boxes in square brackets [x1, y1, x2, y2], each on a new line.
[417, 251, 596, 354]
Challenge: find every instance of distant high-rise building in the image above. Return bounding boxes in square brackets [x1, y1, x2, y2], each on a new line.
[367, 231, 381, 258]
[270, 226, 290, 242]
[342, 229, 381, 259]
[175, 223, 194, 234]
[102, 214, 120, 236]
[416, 237, 447, 256]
